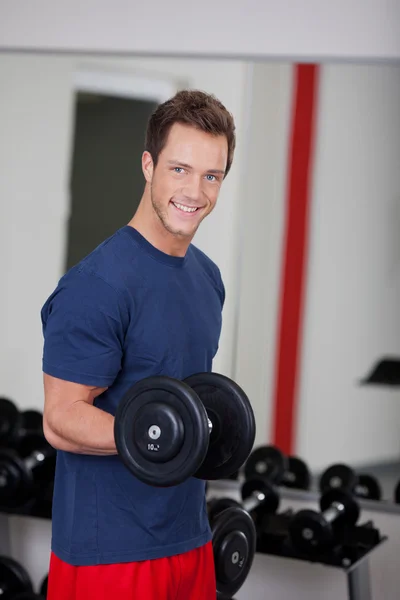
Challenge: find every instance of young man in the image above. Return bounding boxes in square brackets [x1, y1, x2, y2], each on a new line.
[41, 89, 236, 600]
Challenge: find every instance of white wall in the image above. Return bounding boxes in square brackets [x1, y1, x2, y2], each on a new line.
[1, 0, 400, 61]
[297, 64, 400, 469]
[233, 62, 294, 447]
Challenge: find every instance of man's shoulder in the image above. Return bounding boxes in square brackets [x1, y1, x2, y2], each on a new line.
[189, 244, 225, 304]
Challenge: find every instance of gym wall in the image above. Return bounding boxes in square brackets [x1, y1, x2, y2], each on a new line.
[296, 64, 400, 470]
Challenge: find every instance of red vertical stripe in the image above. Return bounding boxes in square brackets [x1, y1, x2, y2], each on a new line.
[271, 64, 320, 455]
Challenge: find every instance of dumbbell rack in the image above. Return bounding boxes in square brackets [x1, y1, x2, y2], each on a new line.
[256, 510, 386, 600]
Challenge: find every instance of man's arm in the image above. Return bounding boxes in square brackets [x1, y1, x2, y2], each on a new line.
[43, 374, 117, 455]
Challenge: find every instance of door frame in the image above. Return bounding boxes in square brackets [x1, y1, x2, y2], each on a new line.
[73, 64, 179, 102]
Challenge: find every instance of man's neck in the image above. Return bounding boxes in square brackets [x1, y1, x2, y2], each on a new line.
[128, 200, 190, 258]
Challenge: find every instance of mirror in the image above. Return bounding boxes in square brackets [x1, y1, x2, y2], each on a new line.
[1, 50, 400, 507]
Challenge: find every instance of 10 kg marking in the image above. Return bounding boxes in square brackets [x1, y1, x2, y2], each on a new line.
[147, 443, 160, 451]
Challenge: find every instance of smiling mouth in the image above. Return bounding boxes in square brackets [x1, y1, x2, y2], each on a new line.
[171, 201, 201, 214]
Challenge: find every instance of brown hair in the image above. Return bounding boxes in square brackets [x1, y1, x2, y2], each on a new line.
[145, 89, 236, 177]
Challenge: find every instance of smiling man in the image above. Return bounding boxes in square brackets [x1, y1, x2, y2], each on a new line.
[40, 90, 236, 600]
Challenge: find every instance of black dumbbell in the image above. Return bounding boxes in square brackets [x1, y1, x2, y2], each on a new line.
[0, 555, 35, 598]
[319, 463, 382, 501]
[394, 479, 400, 504]
[289, 487, 360, 554]
[0, 432, 56, 507]
[353, 474, 382, 501]
[39, 574, 48, 598]
[0, 398, 43, 448]
[208, 476, 280, 534]
[114, 372, 255, 487]
[210, 505, 256, 599]
[244, 445, 311, 490]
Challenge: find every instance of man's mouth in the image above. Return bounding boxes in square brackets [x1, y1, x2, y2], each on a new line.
[171, 201, 200, 214]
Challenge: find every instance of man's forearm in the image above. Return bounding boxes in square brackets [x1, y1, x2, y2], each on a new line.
[45, 401, 118, 456]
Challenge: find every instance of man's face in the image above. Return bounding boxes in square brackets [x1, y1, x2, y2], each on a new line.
[143, 122, 228, 239]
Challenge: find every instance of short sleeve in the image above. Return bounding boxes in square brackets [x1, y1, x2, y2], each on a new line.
[41, 270, 127, 387]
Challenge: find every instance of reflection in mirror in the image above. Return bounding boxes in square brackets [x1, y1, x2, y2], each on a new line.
[1, 52, 400, 512]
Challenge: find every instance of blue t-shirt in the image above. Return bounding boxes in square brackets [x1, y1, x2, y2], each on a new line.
[40, 225, 225, 566]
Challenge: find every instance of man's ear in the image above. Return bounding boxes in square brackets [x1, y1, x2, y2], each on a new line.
[142, 151, 154, 183]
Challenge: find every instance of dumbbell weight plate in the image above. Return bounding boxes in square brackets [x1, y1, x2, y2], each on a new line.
[289, 508, 334, 553]
[395, 480, 400, 504]
[0, 448, 34, 507]
[20, 410, 43, 435]
[40, 575, 48, 597]
[241, 476, 280, 514]
[320, 488, 360, 528]
[114, 376, 209, 487]
[17, 434, 56, 482]
[319, 463, 358, 493]
[244, 445, 287, 484]
[184, 373, 256, 481]
[212, 506, 256, 599]
[12, 594, 44, 599]
[208, 497, 241, 525]
[353, 474, 382, 501]
[0, 555, 33, 597]
[281, 456, 311, 490]
[0, 398, 21, 446]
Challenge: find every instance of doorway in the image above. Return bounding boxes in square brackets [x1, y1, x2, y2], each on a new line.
[64, 91, 159, 271]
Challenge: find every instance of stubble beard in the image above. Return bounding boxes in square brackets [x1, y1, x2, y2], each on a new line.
[151, 185, 198, 239]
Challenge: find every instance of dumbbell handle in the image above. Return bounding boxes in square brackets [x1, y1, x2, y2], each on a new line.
[25, 445, 54, 471]
[323, 501, 345, 523]
[243, 490, 265, 513]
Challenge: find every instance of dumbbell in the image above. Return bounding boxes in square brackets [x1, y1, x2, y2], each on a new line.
[0, 397, 43, 448]
[289, 487, 360, 554]
[319, 463, 382, 501]
[394, 479, 400, 504]
[244, 445, 311, 490]
[208, 475, 280, 534]
[208, 503, 256, 599]
[0, 432, 56, 507]
[114, 372, 256, 487]
[0, 555, 35, 598]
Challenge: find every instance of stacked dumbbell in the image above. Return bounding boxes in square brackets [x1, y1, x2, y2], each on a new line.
[0, 397, 55, 513]
[287, 463, 368, 556]
[319, 463, 382, 501]
[244, 445, 311, 491]
[0, 555, 47, 598]
[207, 498, 256, 599]
[208, 473, 281, 533]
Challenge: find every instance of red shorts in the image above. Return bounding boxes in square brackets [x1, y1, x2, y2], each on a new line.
[46, 543, 216, 600]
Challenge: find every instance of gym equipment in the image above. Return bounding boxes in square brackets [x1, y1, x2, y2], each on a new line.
[0, 555, 34, 598]
[114, 372, 256, 487]
[244, 445, 288, 483]
[0, 433, 56, 507]
[208, 497, 241, 524]
[210, 505, 256, 599]
[394, 479, 400, 504]
[0, 398, 22, 446]
[319, 463, 358, 493]
[353, 474, 382, 501]
[244, 445, 310, 490]
[40, 574, 48, 597]
[240, 476, 280, 520]
[289, 487, 360, 554]
[208, 476, 280, 535]
[0, 398, 43, 447]
[319, 463, 383, 501]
